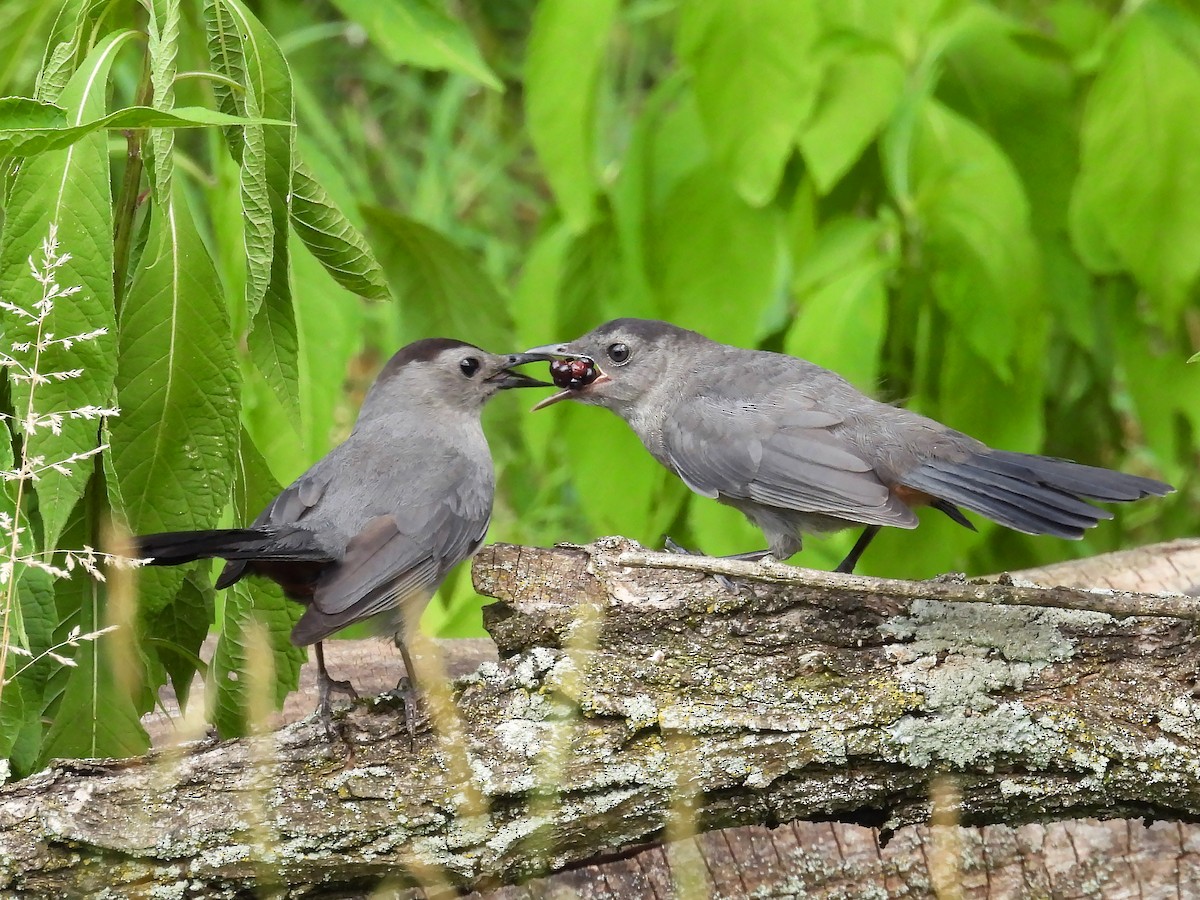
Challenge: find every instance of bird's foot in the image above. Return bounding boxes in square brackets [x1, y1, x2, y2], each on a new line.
[663, 537, 747, 594]
[385, 676, 422, 746]
[315, 674, 359, 740]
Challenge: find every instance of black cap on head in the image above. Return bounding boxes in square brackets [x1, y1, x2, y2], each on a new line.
[378, 338, 481, 381]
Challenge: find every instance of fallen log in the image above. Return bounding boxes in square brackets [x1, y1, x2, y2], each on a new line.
[1, 538, 1198, 896]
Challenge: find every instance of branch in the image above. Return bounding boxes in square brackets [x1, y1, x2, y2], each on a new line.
[2, 538, 1199, 896]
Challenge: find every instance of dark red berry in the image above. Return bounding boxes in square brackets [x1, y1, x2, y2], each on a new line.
[549, 358, 598, 389]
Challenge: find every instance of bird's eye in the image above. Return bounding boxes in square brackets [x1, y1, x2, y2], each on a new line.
[606, 342, 630, 364]
[459, 357, 481, 377]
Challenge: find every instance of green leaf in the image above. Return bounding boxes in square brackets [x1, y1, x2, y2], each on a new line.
[247, 273, 302, 431]
[290, 156, 389, 301]
[203, 0, 291, 314]
[145, 0, 180, 201]
[785, 218, 892, 390]
[362, 207, 514, 350]
[798, 48, 905, 194]
[1070, 13, 1200, 316]
[678, 0, 823, 205]
[903, 98, 1041, 382]
[0, 32, 129, 548]
[1111, 298, 1200, 474]
[0, 96, 68, 130]
[936, 8, 1076, 235]
[1189, 351, 1199, 364]
[524, 0, 618, 230]
[38, 581, 149, 765]
[0, 677, 26, 762]
[328, 0, 501, 90]
[146, 573, 214, 711]
[648, 163, 783, 347]
[0, 104, 293, 159]
[290, 233, 364, 459]
[109, 187, 240, 617]
[206, 0, 299, 417]
[32, 0, 91, 103]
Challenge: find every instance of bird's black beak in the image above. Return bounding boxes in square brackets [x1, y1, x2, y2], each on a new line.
[522, 343, 608, 411]
[486, 352, 557, 390]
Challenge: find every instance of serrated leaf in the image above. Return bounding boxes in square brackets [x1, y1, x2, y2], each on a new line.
[648, 163, 782, 348]
[362, 207, 514, 350]
[0, 32, 129, 548]
[525, 0, 618, 230]
[203, 0, 248, 159]
[145, 0, 180, 202]
[0, 104, 293, 159]
[109, 188, 240, 617]
[205, 0, 299, 416]
[678, 0, 823, 205]
[247, 274, 301, 430]
[32, 0, 91, 103]
[290, 156, 389, 301]
[1070, 13, 1200, 316]
[329, 0, 501, 90]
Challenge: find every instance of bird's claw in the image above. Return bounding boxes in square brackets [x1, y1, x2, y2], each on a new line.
[386, 676, 421, 746]
[315, 675, 358, 739]
[663, 536, 744, 594]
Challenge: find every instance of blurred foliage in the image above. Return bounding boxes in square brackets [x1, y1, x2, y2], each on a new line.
[0, 0, 1196, 769]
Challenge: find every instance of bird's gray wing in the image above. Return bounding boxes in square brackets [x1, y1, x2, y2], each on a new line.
[662, 395, 918, 527]
[292, 479, 492, 643]
[217, 469, 335, 589]
[256, 468, 333, 525]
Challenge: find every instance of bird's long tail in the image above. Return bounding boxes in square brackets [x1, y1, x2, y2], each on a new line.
[134, 527, 334, 568]
[899, 450, 1172, 538]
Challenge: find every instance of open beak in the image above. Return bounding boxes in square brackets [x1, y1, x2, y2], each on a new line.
[486, 352, 557, 390]
[521, 343, 609, 411]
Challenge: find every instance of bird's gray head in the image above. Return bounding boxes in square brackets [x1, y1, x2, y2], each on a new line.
[359, 338, 552, 420]
[525, 318, 704, 415]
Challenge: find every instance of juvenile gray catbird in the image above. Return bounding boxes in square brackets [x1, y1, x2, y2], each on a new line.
[527, 319, 1173, 573]
[135, 339, 552, 732]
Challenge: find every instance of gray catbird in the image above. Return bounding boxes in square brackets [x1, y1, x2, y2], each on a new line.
[527, 318, 1173, 573]
[135, 339, 552, 732]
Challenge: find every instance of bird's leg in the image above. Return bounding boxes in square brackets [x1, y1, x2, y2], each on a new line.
[390, 639, 422, 745]
[836, 525, 882, 574]
[314, 641, 359, 737]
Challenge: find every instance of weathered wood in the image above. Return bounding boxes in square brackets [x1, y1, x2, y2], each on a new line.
[2, 538, 1199, 897]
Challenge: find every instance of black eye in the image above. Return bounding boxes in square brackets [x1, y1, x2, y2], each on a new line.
[607, 342, 630, 363]
[459, 357, 480, 377]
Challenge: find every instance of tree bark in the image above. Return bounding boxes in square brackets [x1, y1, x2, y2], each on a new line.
[1, 538, 1199, 897]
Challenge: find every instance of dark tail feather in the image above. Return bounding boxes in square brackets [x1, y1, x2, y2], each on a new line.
[901, 450, 1172, 539]
[134, 527, 334, 567]
[931, 498, 976, 531]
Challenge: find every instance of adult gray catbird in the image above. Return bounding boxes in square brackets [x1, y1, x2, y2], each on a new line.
[135, 339, 552, 732]
[527, 318, 1173, 573]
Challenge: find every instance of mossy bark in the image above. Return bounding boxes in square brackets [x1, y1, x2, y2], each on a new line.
[1, 538, 1198, 897]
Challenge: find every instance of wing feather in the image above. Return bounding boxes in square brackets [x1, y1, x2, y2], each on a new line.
[663, 395, 917, 528]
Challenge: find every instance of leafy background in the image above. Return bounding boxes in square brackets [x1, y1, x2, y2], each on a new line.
[0, 0, 1195, 772]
